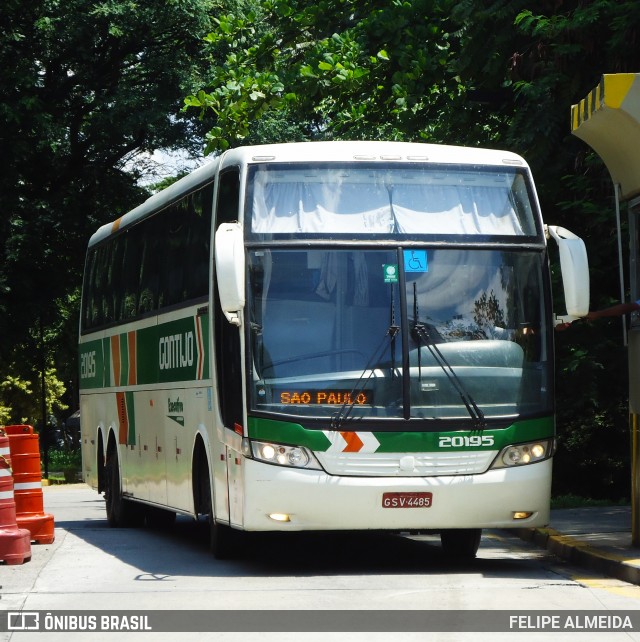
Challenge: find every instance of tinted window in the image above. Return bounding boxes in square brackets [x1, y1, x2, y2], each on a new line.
[81, 183, 214, 332]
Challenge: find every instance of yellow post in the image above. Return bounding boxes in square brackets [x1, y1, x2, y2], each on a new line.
[632, 413, 640, 546]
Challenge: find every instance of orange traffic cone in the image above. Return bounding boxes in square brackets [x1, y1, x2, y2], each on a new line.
[4, 425, 55, 545]
[0, 428, 32, 564]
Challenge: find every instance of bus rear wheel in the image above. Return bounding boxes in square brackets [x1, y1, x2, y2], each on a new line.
[440, 528, 482, 560]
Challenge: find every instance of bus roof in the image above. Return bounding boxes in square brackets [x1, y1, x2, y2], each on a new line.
[218, 140, 528, 168]
[88, 141, 529, 247]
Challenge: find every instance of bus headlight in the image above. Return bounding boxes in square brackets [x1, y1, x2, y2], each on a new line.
[491, 439, 555, 469]
[249, 440, 322, 470]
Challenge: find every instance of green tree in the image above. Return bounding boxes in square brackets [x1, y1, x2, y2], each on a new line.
[186, 0, 486, 151]
[0, 0, 216, 426]
[0, 369, 68, 427]
[453, 0, 640, 499]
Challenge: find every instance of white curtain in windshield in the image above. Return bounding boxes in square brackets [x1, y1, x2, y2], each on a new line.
[251, 169, 529, 235]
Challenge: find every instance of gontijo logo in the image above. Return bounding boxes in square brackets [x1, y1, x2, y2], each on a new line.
[159, 331, 194, 370]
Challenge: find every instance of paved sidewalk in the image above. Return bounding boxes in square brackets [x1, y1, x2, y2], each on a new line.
[515, 505, 640, 585]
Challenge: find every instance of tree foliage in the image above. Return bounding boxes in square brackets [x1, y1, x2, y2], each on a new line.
[0, 0, 215, 427]
[0, 369, 68, 427]
[186, 0, 484, 151]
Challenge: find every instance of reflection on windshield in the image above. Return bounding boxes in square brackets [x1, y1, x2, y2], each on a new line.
[248, 248, 550, 423]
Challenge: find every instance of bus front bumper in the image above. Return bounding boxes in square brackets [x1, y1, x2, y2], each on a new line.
[237, 457, 552, 531]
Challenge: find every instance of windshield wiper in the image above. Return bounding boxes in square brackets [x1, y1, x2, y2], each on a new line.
[412, 322, 485, 429]
[332, 284, 401, 431]
[331, 323, 400, 431]
[411, 285, 485, 429]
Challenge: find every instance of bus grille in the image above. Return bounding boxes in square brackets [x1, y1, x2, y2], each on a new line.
[314, 450, 498, 477]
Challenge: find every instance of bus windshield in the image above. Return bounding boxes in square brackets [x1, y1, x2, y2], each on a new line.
[247, 163, 538, 238]
[248, 248, 551, 424]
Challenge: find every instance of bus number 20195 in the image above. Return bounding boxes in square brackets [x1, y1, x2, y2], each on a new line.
[438, 435, 495, 448]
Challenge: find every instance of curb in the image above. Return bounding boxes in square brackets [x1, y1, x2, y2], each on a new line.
[515, 527, 640, 586]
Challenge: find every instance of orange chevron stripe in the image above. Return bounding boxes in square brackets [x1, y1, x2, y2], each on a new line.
[341, 431, 364, 452]
[196, 316, 204, 379]
[116, 392, 128, 445]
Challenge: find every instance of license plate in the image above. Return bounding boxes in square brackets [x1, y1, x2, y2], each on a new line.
[382, 492, 433, 508]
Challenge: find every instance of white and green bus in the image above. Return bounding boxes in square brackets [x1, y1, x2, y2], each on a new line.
[79, 141, 589, 558]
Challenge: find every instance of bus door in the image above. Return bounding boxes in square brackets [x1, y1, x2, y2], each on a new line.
[214, 168, 245, 526]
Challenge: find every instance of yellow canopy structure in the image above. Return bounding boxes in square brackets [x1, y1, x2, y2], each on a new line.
[573, 74, 640, 544]
[571, 73, 640, 200]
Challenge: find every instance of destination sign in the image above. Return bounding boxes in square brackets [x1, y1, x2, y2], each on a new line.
[278, 389, 373, 405]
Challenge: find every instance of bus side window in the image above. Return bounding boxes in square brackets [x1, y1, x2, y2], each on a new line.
[217, 169, 240, 225]
[120, 229, 141, 320]
[214, 168, 243, 429]
[81, 248, 99, 331]
[95, 244, 111, 327]
[183, 188, 212, 301]
[138, 216, 160, 315]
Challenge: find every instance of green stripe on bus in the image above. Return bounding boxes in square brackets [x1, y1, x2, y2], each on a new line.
[248, 417, 332, 451]
[136, 325, 158, 384]
[79, 312, 211, 390]
[247, 416, 553, 453]
[372, 416, 554, 453]
[78, 338, 106, 389]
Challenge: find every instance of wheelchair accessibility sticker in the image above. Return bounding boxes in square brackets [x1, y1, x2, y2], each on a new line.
[404, 250, 428, 273]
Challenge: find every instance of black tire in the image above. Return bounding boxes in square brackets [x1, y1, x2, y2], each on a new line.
[199, 461, 238, 559]
[104, 449, 143, 528]
[440, 528, 482, 560]
[210, 518, 238, 560]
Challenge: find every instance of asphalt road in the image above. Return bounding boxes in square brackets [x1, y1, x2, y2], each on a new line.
[2, 484, 640, 642]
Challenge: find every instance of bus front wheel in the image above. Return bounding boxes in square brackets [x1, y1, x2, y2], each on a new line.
[198, 461, 238, 559]
[440, 528, 482, 560]
[209, 518, 237, 560]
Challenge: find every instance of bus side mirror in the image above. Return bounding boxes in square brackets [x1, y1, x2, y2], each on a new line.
[215, 222, 245, 326]
[546, 225, 590, 324]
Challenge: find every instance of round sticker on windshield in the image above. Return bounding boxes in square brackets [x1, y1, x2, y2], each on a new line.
[383, 264, 398, 283]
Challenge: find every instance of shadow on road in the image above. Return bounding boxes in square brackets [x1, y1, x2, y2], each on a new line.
[53, 504, 548, 581]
